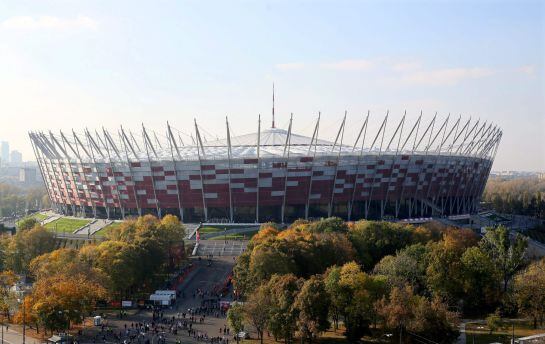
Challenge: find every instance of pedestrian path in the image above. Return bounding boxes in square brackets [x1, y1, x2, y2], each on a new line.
[73, 219, 112, 235]
[185, 223, 201, 239]
[196, 240, 247, 256]
[40, 214, 61, 226]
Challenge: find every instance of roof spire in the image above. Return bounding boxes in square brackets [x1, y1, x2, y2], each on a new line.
[272, 83, 275, 129]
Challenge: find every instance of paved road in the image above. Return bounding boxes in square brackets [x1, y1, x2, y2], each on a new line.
[0, 325, 41, 344]
[80, 256, 238, 343]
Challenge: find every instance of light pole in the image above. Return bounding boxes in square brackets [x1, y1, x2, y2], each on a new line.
[17, 298, 25, 344]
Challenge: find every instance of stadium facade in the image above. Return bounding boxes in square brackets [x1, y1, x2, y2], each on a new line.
[29, 113, 502, 223]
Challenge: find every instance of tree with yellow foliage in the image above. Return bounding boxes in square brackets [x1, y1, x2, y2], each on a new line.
[28, 274, 106, 334]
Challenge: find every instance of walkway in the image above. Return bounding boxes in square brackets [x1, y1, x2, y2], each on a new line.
[195, 240, 248, 256]
[73, 219, 112, 235]
[0, 325, 41, 344]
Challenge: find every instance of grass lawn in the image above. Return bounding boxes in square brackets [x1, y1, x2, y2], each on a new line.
[16, 212, 49, 226]
[199, 226, 225, 233]
[33, 213, 49, 221]
[44, 218, 91, 233]
[94, 221, 122, 236]
[465, 320, 545, 344]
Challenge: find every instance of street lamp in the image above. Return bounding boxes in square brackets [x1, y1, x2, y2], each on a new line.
[17, 298, 25, 344]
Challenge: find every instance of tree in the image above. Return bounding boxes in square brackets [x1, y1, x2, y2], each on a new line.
[460, 247, 501, 313]
[17, 217, 38, 231]
[249, 243, 297, 282]
[0, 271, 18, 321]
[307, 217, 348, 233]
[376, 284, 459, 342]
[485, 312, 503, 334]
[514, 258, 545, 328]
[426, 240, 465, 301]
[4, 225, 56, 274]
[244, 285, 271, 344]
[29, 274, 106, 334]
[426, 229, 478, 301]
[376, 285, 415, 339]
[324, 266, 342, 331]
[410, 296, 460, 341]
[232, 252, 254, 298]
[227, 303, 245, 344]
[374, 253, 420, 290]
[90, 241, 137, 296]
[266, 274, 302, 344]
[348, 220, 414, 268]
[336, 262, 386, 342]
[480, 226, 528, 292]
[30, 248, 78, 279]
[294, 276, 331, 344]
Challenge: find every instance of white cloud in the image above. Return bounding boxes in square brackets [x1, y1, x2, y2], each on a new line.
[391, 61, 421, 72]
[516, 64, 536, 76]
[1, 15, 98, 31]
[398, 67, 495, 86]
[320, 59, 374, 71]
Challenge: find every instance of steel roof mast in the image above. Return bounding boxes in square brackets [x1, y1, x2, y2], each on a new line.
[272, 83, 275, 129]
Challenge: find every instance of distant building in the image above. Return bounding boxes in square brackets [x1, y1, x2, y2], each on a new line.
[0, 141, 9, 165]
[19, 167, 37, 184]
[10, 150, 22, 166]
[490, 170, 541, 179]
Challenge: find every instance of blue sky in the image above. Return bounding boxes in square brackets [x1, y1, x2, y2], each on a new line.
[0, 0, 543, 170]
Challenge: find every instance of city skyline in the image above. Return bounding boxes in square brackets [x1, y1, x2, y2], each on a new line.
[0, 0, 543, 171]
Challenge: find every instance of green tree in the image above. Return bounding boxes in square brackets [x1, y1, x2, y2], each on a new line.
[480, 226, 527, 292]
[4, 225, 56, 274]
[17, 217, 38, 231]
[244, 285, 271, 344]
[266, 274, 302, 344]
[426, 229, 478, 301]
[227, 303, 245, 344]
[307, 217, 348, 233]
[485, 312, 503, 334]
[374, 253, 419, 289]
[232, 252, 254, 298]
[324, 266, 342, 331]
[294, 276, 331, 344]
[337, 262, 386, 342]
[348, 220, 414, 268]
[460, 247, 501, 313]
[249, 243, 297, 282]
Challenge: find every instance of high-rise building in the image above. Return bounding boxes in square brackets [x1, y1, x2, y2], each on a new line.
[10, 150, 22, 165]
[1, 141, 9, 165]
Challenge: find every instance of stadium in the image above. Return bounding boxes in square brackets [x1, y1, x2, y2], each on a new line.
[29, 111, 502, 223]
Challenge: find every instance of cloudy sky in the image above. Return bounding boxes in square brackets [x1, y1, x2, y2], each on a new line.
[0, 0, 543, 170]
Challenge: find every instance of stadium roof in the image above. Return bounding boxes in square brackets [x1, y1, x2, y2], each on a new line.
[29, 115, 502, 163]
[207, 127, 333, 147]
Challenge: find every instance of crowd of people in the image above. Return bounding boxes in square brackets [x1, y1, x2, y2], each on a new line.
[85, 258, 236, 344]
